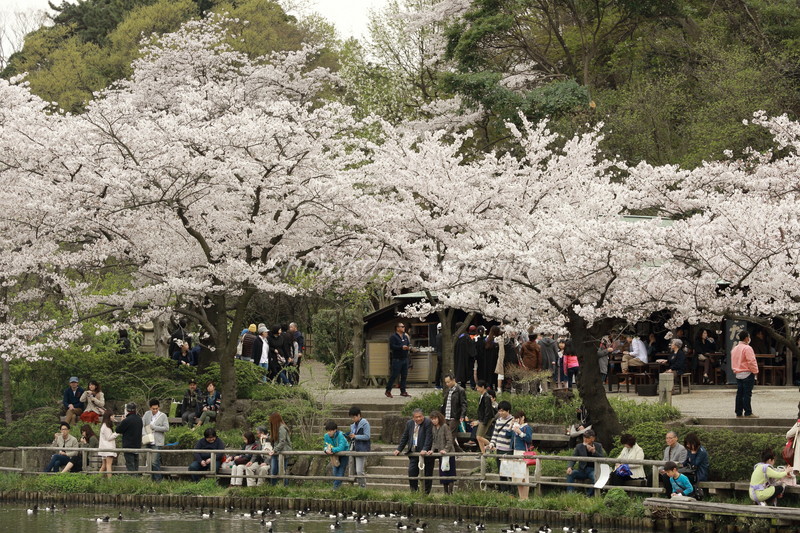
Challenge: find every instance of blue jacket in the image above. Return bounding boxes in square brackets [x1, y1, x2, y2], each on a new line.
[669, 473, 694, 495]
[511, 424, 533, 452]
[324, 430, 349, 454]
[350, 418, 371, 452]
[687, 446, 710, 482]
[63, 386, 85, 410]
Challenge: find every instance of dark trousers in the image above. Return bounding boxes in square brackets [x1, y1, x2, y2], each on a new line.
[44, 454, 71, 472]
[386, 358, 409, 393]
[124, 452, 139, 473]
[148, 444, 162, 482]
[446, 419, 464, 452]
[408, 455, 435, 493]
[567, 467, 596, 496]
[188, 460, 210, 482]
[735, 373, 756, 416]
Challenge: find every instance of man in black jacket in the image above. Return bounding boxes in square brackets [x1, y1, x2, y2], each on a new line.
[441, 373, 467, 452]
[385, 322, 411, 398]
[115, 402, 143, 473]
[471, 380, 495, 452]
[566, 429, 605, 496]
[394, 409, 434, 493]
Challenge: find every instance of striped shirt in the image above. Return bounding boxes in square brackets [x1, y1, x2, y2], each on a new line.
[490, 416, 514, 451]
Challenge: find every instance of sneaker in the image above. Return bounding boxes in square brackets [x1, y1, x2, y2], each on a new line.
[400, 392, 412, 397]
[385, 391, 393, 398]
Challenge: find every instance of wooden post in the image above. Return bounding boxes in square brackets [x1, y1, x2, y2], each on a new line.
[533, 457, 542, 497]
[20, 449, 27, 473]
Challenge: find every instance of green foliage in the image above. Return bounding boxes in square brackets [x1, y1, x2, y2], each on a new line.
[0, 408, 60, 447]
[625, 421, 670, 461]
[689, 428, 784, 482]
[13, 332, 193, 412]
[603, 487, 632, 516]
[164, 426, 203, 449]
[311, 307, 360, 386]
[198, 360, 266, 399]
[29, 473, 96, 494]
[610, 397, 681, 427]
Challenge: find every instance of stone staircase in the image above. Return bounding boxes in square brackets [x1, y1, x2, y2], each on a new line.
[326, 403, 485, 493]
[684, 416, 795, 434]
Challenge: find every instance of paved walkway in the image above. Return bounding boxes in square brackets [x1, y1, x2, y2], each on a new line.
[298, 359, 798, 417]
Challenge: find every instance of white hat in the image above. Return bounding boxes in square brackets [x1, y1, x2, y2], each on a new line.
[436, 323, 442, 330]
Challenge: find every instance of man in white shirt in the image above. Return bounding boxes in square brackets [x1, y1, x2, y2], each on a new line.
[621, 333, 648, 373]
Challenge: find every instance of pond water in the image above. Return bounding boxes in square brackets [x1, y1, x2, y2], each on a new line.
[2, 505, 535, 533]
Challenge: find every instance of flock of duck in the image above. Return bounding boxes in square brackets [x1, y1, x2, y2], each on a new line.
[25, 504, 598, 533]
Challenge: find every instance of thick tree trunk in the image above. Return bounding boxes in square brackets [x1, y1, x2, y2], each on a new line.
[567, 311, 622, 451]
[152, 312, 171, 359]
[438, 311, 455, 375]
[349, 315, 365, 388]
[2, 359, 11, 425]
[209, 295, 239, 430]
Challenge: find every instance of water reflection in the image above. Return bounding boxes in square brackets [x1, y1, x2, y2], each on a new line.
[1, 505, 507, 533]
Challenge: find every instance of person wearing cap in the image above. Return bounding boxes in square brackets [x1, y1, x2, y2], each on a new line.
[115, 402, 144, 473]
[241, 324, 258, 364]
[252, 325, 270, 376]
[182, 379, 201, 426]
[566, 428, 605, 496]
[62, 377, 85, 426]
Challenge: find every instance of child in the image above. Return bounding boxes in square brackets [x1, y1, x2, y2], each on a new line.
[750, 448, 794, 506]
[664, 461, 695, 500]
[323, 420, 350, 489]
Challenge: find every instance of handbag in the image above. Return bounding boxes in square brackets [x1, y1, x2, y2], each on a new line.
[523, 444, 537, 466]
[783, 437, 795, 466]
[142, 423, 155, 445]
[441, 456, 451, 472]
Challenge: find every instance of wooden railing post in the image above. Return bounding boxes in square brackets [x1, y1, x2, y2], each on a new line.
[533, 456, 542, 497]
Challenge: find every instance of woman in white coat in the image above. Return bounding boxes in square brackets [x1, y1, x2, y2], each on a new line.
[610, 433, 646, 485]
[97, 411, 119, 478]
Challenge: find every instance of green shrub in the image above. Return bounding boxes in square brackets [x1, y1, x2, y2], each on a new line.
[610, 397, 680, 427]
[689, 429, 784, 482]
[198, 360, 266, 399]
[625, 421, 669, 461]
[603, 487, 631, 516]
[165, 426, 204, 449]
[30, 473, 96, 493]
[0, 408, 60, 447]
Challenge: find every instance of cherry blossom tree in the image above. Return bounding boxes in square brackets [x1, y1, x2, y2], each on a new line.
[0, 15, 367, 428]
[628, 112, 800, 366]
[356, 116, 672, 446]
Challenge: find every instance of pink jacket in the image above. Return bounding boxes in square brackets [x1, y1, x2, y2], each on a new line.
[731, 342, 758, 374]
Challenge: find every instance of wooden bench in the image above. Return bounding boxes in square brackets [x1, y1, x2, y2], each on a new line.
[643, 497, 800, 524]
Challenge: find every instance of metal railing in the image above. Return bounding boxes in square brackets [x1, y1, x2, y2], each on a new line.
[0, 445, 668, 495]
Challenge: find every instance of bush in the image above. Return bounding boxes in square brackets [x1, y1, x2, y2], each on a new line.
[689, 428, 784, 482]
[30, 473, 96, 493]
[0, 407, 60, 447]
[165, 426, 204, 449]
[604, 487, 632, 516]
[198, 360, 267, 399]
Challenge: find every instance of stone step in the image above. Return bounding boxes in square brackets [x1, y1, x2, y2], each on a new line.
[688, 424, 789, 434]
[694, 417, 794, 427]
[329, 408, 405, 418]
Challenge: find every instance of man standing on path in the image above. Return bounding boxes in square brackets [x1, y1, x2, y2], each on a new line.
[394, 408, 434, 493]
[386, 322, 411, 398]
[732, 330, 759, 418]
[348, 406, 371, 488]
[141, 399, 169, 482]
[441, 373, 467, 452]
[115, 402, 143, 473]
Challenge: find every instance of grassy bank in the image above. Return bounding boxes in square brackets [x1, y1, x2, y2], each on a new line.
[0, 472, 646, 518]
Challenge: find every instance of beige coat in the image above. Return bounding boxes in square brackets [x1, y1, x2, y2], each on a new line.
[80, 390, 105, 415]
[786, 421, 800, 469]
